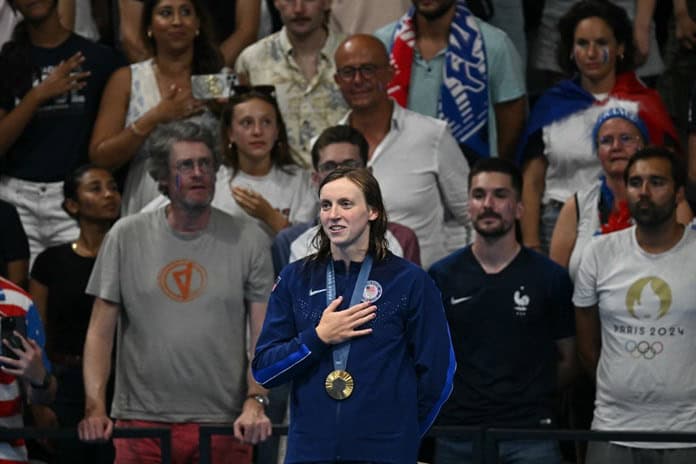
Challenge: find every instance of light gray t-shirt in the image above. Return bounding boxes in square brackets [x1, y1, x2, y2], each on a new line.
[87, 207, 274, 422]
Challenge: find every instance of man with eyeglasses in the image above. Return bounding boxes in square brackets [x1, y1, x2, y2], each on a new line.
[236, 0, 348, 166]
[333, 34, 471, 268]
[374, 0, 526, 162]
[271, 125, 421, 273]
[79, 121, 275, 464]
[574, 147, 696, 464]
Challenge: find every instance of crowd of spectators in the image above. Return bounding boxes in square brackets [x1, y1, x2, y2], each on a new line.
[1, 0, 696, 463]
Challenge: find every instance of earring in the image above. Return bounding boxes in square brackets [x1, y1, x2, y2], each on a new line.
[196, 29, 200, 36]
[147, 30, 152, 38]
[228, 142, 233, 150]
[619, 53, 625, 60]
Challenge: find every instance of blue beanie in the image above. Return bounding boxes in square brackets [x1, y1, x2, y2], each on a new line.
[592, 106, 650, 151]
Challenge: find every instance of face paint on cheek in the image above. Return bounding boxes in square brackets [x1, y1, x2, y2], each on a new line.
[601, 47, 609, 64]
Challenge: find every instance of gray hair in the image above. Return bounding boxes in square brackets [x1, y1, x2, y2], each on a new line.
[146, 121, 222, 196]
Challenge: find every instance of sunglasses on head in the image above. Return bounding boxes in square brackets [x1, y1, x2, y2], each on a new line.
[231, 85, 277, 98]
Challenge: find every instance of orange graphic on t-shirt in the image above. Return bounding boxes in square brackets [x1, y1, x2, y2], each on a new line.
[158, 259, 207, 302]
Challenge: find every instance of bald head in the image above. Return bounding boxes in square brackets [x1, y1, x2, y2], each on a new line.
[335, 34, 390, 68]
[333, 34, 393, 111]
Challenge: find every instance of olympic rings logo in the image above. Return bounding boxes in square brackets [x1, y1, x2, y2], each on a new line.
[625, 340, 664, 360]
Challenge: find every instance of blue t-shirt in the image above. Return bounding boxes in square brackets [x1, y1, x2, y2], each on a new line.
[0, 34, 121, 181]
[429, 246, 574, 427]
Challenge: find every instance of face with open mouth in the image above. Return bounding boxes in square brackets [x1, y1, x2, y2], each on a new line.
[319, 177, 377, 254]
[167, 140, 216, 211]
[227, 97, 279, 165]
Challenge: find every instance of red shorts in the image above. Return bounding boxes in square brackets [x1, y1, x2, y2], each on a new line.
[113, 419, 252, 464]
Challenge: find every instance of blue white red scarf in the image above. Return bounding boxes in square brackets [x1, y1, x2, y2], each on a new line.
[387, 1, 490, 157]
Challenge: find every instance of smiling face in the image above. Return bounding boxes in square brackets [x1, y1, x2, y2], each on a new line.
[227, 97, 279, 164]
[319, 177, 378, 257]
[597, 118, 644, 178]
[65, 168, 121, 222]
[166, 141, 216, 211]
[148, 0, 200, 50]
[334, 36, 393, 112]
[468, 172, 522, 239]
[11, 0, 57, 22]
[573, 16, 623, 87]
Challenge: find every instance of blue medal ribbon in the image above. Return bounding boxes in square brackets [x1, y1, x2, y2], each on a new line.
[325, 255, 373, 372]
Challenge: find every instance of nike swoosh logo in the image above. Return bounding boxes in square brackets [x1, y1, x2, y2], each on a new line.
[309, 288, 327, 296]
[450, 296, 473, 305]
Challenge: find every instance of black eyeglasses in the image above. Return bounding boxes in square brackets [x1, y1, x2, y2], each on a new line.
[231, 85, 277, 98]
[317, 159, 363, 174]
[335, 64, 385, 82]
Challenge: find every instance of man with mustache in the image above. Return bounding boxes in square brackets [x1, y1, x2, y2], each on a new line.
[574, 147, 696, 463]
[236, 0, 348, 165]
[429, 158, 576, 464]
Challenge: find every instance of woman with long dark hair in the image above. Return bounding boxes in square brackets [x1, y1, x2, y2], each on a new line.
[88, 0, 223, 215]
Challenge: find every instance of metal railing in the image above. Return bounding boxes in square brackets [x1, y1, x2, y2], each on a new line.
[3, 425, 696, 463]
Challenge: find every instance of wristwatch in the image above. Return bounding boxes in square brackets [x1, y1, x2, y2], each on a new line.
[248, 394, 270, 408]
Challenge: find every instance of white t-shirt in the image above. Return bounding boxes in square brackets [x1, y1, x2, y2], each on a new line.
[573, 226, 696, 448]
[212, 164, 317, 236]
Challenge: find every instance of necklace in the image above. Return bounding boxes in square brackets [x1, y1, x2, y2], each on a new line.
[71, 240, 97, 258]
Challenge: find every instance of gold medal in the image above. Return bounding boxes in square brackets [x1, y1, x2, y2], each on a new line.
[325, 370, 354, 400]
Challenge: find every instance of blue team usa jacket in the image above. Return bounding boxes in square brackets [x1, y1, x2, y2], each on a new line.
[253, 253, 456, 463]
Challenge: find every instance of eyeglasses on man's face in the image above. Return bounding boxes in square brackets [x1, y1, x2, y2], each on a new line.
[336, 64, 385, 82]
[317, 159, 362, 174]
[174, 157, 215, 175]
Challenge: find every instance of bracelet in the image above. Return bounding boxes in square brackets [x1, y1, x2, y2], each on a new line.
[30, 372, 51, 390]
[129, 120, 147, 137]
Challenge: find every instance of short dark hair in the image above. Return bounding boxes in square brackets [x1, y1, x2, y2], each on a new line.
[62, 164, 118, 220]
[468, 158, 523, 198]
[557, 0, 635, 76]
[311, 126, 369, 171]
[623, 146, 686, 189]
[311, 167, 389, 262]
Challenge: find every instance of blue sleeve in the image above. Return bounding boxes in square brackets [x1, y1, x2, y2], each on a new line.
[252, 266, 331, 388]
[271, 222, 312, 277]
[26, 303, 51, 373]
[406, 271, 456, 437]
